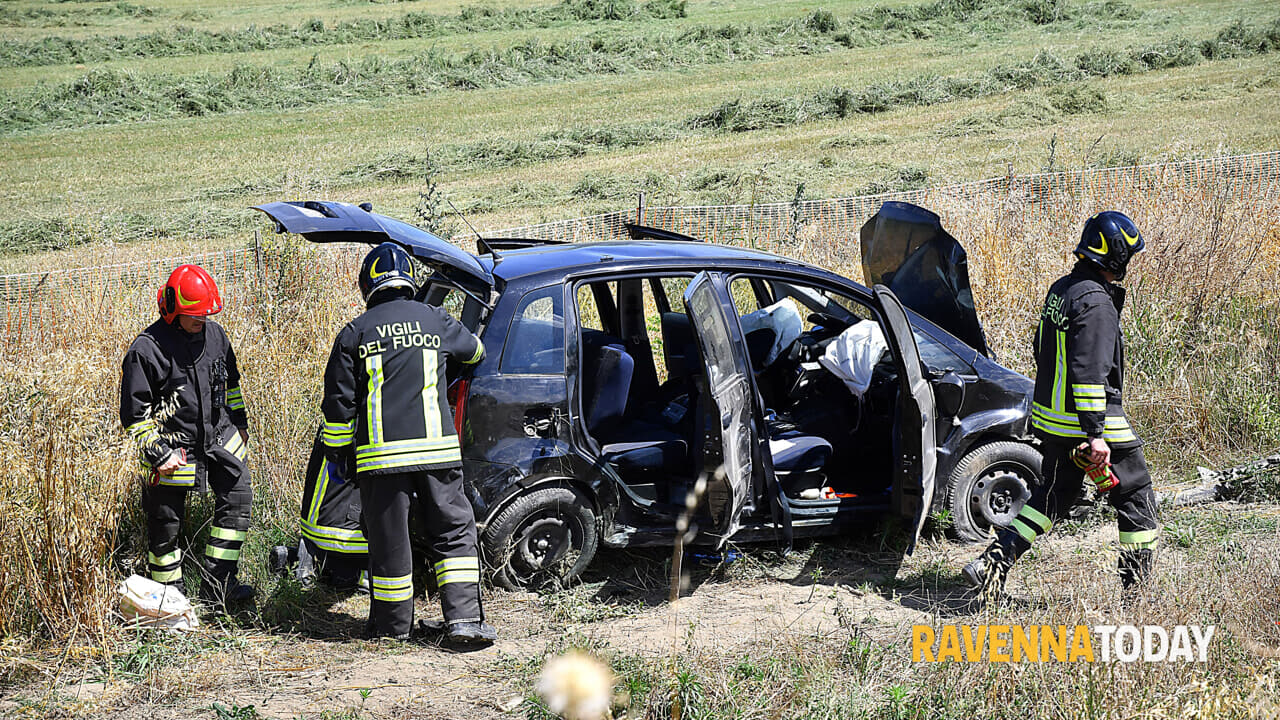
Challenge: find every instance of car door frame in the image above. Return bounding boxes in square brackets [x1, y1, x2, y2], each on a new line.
[726, 267, 938, 552]
[871, 284, 938, 554]
[682, 271, 773, 545]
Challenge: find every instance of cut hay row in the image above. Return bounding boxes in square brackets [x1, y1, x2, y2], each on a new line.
[0, 0, 1169, 133]
[1, 18, 1275, 255]
[0, 0, 1130, 69]
[0, 0, 687, 68]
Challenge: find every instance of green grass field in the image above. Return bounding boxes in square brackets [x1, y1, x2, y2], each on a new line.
[1, 0, 1278, 267]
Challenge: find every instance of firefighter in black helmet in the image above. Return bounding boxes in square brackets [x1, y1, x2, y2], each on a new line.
[321, 242, 495, 645]
[964, 211, 1159, 603]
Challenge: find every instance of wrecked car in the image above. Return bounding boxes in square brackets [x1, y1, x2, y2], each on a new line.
[255, 200, 1041, 589]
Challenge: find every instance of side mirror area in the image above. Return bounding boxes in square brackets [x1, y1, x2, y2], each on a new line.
[933, 369, 965, 418]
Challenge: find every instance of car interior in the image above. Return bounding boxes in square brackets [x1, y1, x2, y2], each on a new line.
[575, 274, 903, 513]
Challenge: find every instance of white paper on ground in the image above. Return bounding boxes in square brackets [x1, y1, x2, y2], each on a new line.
[118, 574, 200, 632]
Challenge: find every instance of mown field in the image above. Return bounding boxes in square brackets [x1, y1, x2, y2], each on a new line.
[0, 0, 1278, 266]
[3, 0, 1280, 718]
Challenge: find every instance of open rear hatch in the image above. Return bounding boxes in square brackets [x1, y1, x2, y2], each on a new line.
[860, 201, 991, 358]
[253, 200, 493, 298]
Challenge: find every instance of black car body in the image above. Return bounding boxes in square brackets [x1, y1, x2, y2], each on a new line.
[256, 200, 1040, 588]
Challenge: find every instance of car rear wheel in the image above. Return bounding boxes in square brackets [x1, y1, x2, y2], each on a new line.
[945, 441, 1041, 544]
[483, 486, 598, 591]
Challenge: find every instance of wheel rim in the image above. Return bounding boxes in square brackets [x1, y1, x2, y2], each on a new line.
[508, 511, 583, 586]
[968, 463, 1034, 532]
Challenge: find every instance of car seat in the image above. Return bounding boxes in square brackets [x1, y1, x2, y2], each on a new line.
[582, 330, 690, 479]
[581, 331, 633, 439]
[662, 315, 831, 496]
[768, 431, 833, 497]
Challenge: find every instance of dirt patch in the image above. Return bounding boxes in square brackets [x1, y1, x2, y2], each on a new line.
[13, 517, 1273, 719]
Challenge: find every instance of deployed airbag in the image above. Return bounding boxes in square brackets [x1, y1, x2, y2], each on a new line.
[819, 320, 888, 396]
[739, 298, 803, 366]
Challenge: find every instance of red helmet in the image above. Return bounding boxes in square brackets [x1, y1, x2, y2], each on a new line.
[157, 264, 223, 323]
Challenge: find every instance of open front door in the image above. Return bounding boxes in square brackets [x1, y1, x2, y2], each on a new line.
[683, 272, 756, 545]
[872, 285, 937, 555]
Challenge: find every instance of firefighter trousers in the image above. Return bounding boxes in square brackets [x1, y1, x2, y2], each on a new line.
[993, 442, 1159, 588]
[143, 454, 253, 589]
[359, 467, 483, 639]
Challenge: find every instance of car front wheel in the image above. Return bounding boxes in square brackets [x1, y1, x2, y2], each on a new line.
[483, 486, 598, 591]
[945, 441, 1041, 544]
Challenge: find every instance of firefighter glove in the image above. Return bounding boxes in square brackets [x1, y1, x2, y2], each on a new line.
[1071, 442, 1118, 492]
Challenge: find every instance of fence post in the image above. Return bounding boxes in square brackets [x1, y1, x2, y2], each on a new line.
[253, 230, 265, 286]
[636, 192, 645, 226]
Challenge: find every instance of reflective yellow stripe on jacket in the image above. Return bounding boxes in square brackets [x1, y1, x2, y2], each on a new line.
[1031, 403, 1138, 444]
[354, 437, 462, 473]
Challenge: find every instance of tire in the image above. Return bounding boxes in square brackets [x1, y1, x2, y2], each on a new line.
[482, 486, 598, 591]
[945, 441, 1042, 544]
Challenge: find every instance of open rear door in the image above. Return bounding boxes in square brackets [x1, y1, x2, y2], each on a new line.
[253, 200, 493, 297]
[872, 285, 937, 555]
[683, 272, 756, 545]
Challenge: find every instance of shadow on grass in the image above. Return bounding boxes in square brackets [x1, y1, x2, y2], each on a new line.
[562, 519, 990, 618]
[255, 577, 370, 641]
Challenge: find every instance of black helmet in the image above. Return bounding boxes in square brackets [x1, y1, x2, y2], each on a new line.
[358, 242, 417, 302]
[1075, 211, 1145, 280]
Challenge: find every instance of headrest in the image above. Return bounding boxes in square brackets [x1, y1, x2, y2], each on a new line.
[660, 312, 696, 378]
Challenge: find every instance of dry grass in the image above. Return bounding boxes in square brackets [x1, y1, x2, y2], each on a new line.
[565, 514, 1280, 719]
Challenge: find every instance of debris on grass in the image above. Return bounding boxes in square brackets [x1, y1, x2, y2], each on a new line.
[1176, 451, 1280, 505]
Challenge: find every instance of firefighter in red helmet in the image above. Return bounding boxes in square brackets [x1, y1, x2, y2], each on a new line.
[121, 264, 255, 609]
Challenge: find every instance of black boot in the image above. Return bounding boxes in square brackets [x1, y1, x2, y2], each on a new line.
[200, 576, 256, 612]
[1119, 548, 1154, 606]
[446, 621, 497, 648]
[268, 545, 297, 576]
[963, 533, 1027, 605]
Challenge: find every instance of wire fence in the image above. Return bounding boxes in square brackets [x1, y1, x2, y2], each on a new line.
[4, 151, 1280, 349]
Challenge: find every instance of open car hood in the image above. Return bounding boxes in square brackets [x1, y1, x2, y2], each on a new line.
[859, 201, 990, 357]
[253, 201, 493, 295]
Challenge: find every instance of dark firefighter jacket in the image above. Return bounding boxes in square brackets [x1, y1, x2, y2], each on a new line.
[321, 295, 484, 475]
[300, 425, 368, 555]
[1030, 262, 1140, 448]
[120, 319, 249, 492]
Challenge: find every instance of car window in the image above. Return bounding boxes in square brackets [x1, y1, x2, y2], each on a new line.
[576, 281, 616, 334]
[914, 328, 975, 375]
[766, 277, 974, 375]
[500, 285, 564, 374]
[728, 277, 761, 317]
[660, 277, 689, 314]
[645, 276, 691, 384]
[686, 279, 737, 389]
[769, 279, 873, 328]
[420, 281, 483, 331]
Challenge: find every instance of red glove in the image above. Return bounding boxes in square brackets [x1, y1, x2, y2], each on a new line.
[1071, 443, 1118, 492]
